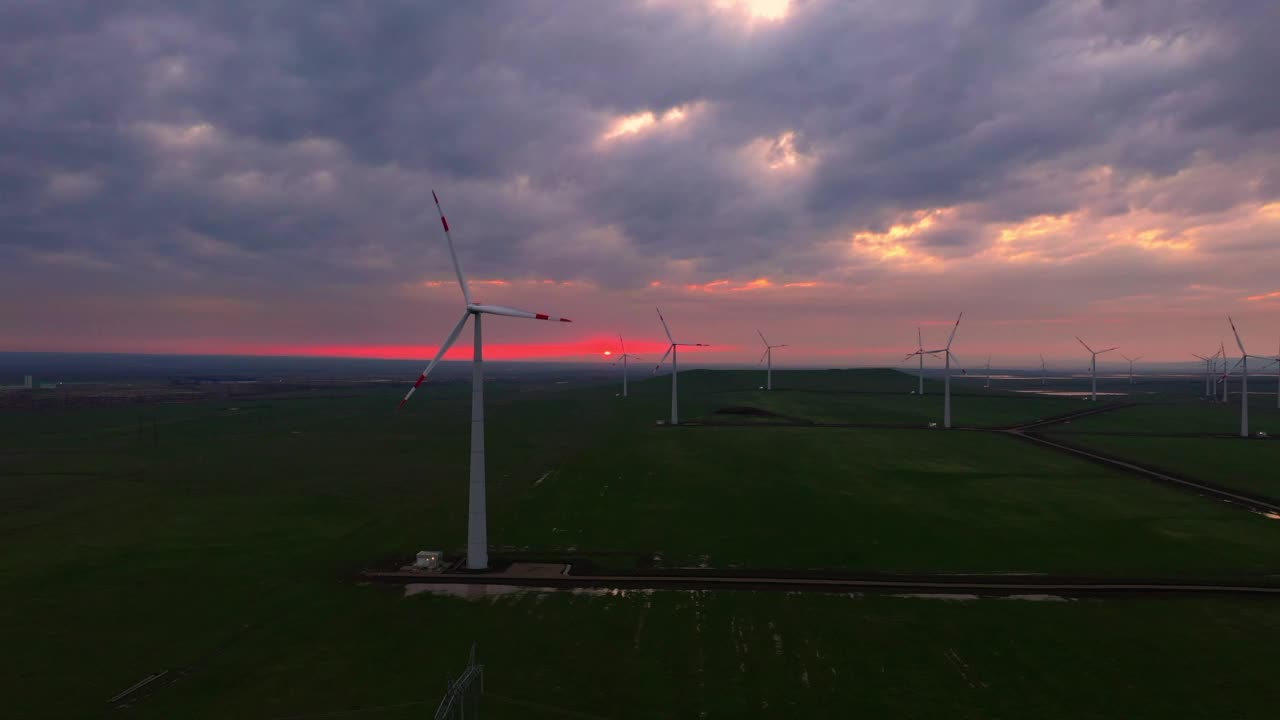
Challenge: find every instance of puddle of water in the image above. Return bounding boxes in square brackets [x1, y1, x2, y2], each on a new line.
[1004, 593, 1070, 602]
[890, 593, 980, 601]
[404, 583, 660, 601]
[404, 583, 540, 600]
[1013, 390, 1126, 397]
[1262, 512, 1280, 521]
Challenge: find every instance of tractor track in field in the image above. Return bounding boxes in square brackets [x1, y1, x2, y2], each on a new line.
[1003, 401, 1280, 514]
[364, 569, 1280, 599]
[693, 399, 1280, 515]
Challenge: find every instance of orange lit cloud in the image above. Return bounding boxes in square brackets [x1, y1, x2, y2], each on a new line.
[1245, 290, 1280, 302]
[680, 276, 824, 292]
[850, 208, 953, 267]
[599, 102, 704, 144]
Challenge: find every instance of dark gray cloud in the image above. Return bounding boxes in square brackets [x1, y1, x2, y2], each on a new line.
[2, 0, 1280, 358]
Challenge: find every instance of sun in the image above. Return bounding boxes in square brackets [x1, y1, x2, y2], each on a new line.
[603, 350, 613, 356]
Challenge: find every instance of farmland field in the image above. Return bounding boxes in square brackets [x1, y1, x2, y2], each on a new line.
[3, 368, 1279, 718]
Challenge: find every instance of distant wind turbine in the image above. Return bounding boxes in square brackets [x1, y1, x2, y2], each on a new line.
[1220, 340, 1230, 403]
[397, 191, 572, 570]
[757, 330, 788, 391]
[612, 334, 643, 398]
[907, 312, 963, 428]
[1121, 354, 1142, 387]
[1226, 317, 1271, 438]
[1192, 352, 1216, 397]
[1076, 337, 1118, 402]
[654, 308, 708, 425]
[984, 355, 992, 389]
[915, 327, 926, 395]
[1040, 354, 1048, 386]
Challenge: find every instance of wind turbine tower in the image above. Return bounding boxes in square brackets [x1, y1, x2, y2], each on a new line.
[757, 331, 788, 391]
[916, 327, 926, 395]
[613, 334, 643, 398]
[397, 191, 572, 570]
[907, 313, 963, 428]
[1121, 354, 1142, 388]
[1077, 337, 1118, 402]
[654, 308, 708, 425]
[1228, 317, 1270, 438]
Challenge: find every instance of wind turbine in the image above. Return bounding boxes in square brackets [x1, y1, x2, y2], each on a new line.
[914, 327, 926, 395]
[906, 312, 963, 428]
[1076, 337, 1118, 402]
[1040, 354, 1048, 386]
[1121, 354, 1142, 388]
[1227, 317, 1271, 438]
[757, 330, 788, 391]
[1192, 352, 1215, 397]
[397, 191, 572, 570]
[1220, 340, 1230, 403]
[984, 355, 992, 389]
[611, 334, 643, 398]
[654, 308, 708, 425]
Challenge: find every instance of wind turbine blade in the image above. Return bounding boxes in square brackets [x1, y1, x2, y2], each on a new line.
[656, 308, 674, 343]
[1076, 337, 1094, 354]
[1229, 316, 1247, 354]
[1097, 347, 1118, 354]
[1191, 353, 1208, 361]
[398, 310, 471, 409]
[470, 304, 571, 322]
[679, 343, 710, 347]
[946, 312, 963, 348]
[775, 344, 790, 348]
[757, 329, 769, 347]
[618, 333, 626, 354]
[432, 190, 472, 306]
[917, 326, 923, 350]
[1133, 355, 1142, 362]
[758, 348, 769, 365]
[654, 344, 674, 372]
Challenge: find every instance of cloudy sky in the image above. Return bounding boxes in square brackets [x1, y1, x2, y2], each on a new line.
[3, 0, 1279, 368]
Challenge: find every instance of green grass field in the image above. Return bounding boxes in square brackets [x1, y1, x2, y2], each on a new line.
[1039, 433, 1280, 503]
[3, 369, 1280, 717]
[115, 590, 1280, 720]
[1048, 397, 1280, 436]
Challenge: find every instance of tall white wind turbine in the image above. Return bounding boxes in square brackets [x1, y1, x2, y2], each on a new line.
[906, 312, 963, 428]
[984, 355, 992, 389]
[1227, 317, 1271, 438]
[654, 308, 708, 425]
[612, 334, 644, 398]
[1076, 337, 1118, 402]
[397, 191, 572, 570]
[1040, 354, 1048, 386]
[757, 330, 788, 391]
[1121, 354, 1142, 387]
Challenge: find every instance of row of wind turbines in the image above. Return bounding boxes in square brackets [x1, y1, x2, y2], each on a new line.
[398, 192, 1276, 569]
